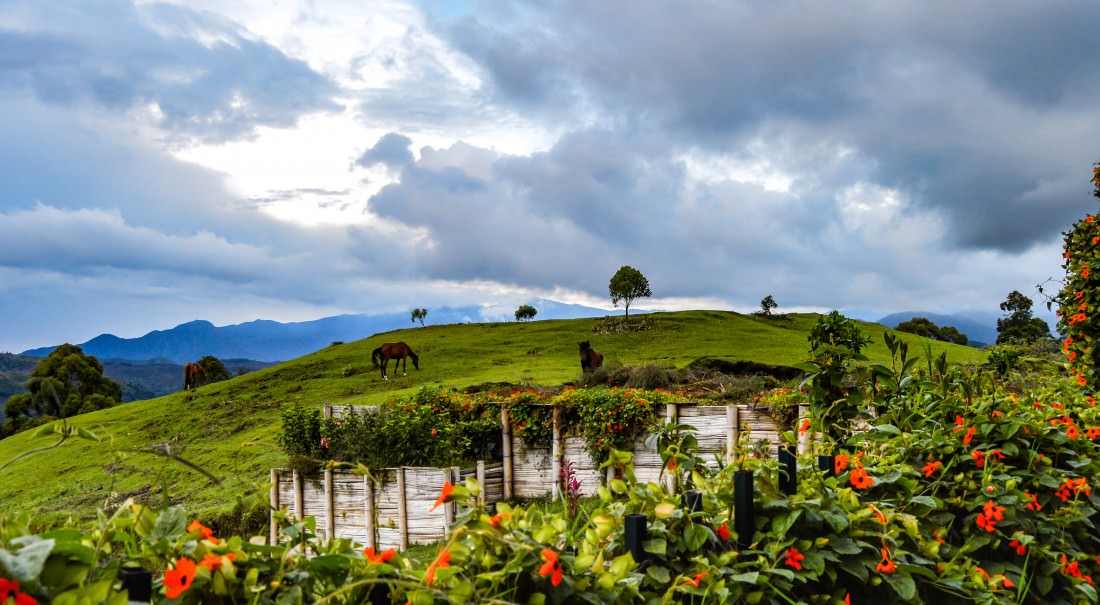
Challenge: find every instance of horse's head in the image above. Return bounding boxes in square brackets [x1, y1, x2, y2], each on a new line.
[579, 340, 590, 351]
[411, 351, 420, 370]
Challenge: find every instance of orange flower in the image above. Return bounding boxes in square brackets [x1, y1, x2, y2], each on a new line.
[962, 427, 976, 446]
[430, 481, 455, 512]
[187, 520, 216, 543]
[364, 547, 397, 564]
[197, 552, 235, 571]
[1024, 492, 1041, 511]
[876, 548, 896, 574]
[921, 460, 942, 478]
[165, 558, 197, 599]
[868, 504, 887, 524]
[971, 450, 986, 468]
[933, 529, 945, 544]
[798, 418, 811, 436]
[783, 547, 805, 570]
[539, 549, 564, 587]
[1009, 539, 1026, 556]
[683, 572, 707, 587]
[716, 523, 731, 541]
[834, 454, 850, 474]
[1067, 425, 1081, 440]
[850, 467, 873, 490]
[845, 593, 851, 605]
[490, 512, 510, 528]
[425, 548, 451, 585]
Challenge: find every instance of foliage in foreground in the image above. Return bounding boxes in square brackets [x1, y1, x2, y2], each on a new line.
[5, 358, 1100, 604]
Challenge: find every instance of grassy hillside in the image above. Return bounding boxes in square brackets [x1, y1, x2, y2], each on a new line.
[0, 311, 986, 529]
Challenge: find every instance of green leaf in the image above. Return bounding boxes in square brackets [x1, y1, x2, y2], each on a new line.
[884, 572, 917, 601]
[150, 506, 187, 542]
[75, 427, 100, 442]
[0, 536, 55, 583]
[770, 510, 802, 537]
[874, 424, 902, 436]
[765, 568, 796, 582]
[683, 524, 708, 551]
[908, 495, 939, 510]
[730, 571, 760, 585]
[643, 538, 667, 556]
[51, 578, 115, 605]
[829, 537, 862, 555]
[646, 565, 670, 584]
[820, 510, 849, 532]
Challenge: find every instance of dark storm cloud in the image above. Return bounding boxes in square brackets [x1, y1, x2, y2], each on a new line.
[440, 0, 1100, 252]
[356, 133, 415, 168]
[0, 0, 339, 142]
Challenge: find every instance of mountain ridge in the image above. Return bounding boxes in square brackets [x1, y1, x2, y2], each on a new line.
[20, 300, 611, 363]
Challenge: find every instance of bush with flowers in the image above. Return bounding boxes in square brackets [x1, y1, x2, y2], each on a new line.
[1055, 160, 1100, 391]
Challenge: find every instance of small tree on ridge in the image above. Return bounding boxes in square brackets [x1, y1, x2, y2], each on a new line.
[609, 265, 652, 319]
[411, 308, 427, 327]
[514, 304, 538, 322]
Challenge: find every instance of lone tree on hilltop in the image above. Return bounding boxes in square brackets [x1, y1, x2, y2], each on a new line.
[515, 304, 538, 322]
[760, 295, 778, 316]
[2, 343, 121, 437]
[411, 308, 427, 327]
[996, 290, 1051, 344]
[609, 265, 652, 319]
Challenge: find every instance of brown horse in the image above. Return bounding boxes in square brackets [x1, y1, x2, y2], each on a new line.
[579, 341, 603, 372]
[183, 362, 205, 390]
[372, 342, 420, 380]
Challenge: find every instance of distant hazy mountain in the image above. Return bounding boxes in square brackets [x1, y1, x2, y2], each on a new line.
[876, 311, 1001, 346]
[20, 300, 611, 363]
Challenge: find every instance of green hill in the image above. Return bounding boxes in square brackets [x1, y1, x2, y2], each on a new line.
[0, 311, 985, 529]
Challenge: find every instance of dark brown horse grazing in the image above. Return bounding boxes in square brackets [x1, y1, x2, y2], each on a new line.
[183, 362, 205, 390]
[372, 342, 420, 380]
[579, 341, 604, 373]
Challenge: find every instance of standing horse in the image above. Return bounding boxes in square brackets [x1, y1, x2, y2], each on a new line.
[579, 341, 604, 373]
[372, 342, 420, 380]
[183, 362, 205, 390]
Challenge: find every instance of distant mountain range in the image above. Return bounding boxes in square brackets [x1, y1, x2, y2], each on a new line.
[874, 310, 1001, 347]
[20, 300, 611, 363]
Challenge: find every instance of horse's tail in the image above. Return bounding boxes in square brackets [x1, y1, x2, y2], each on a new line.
[371, 347, 381, 368]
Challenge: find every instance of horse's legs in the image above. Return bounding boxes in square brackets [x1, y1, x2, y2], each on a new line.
[381, 356, 388, 380]
[401, 355, 407, 376]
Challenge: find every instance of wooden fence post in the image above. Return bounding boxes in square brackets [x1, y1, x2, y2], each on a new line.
[666, 403, 678, 493]
[364, 473, 376, 549]
[292, 469, 304, 520]
[501, 406, 513, 499]
[444, 467, 456, 537]
[726, 406, 740, 462]
[324, 468, 335, 540]
[269, 469, 279, 546]
[551, 404, 562, 500]
[798, 404, 811, 454]
[397, 468, 408, 551]
[324, 404, 333, 419]
[476, 460, 486, 506]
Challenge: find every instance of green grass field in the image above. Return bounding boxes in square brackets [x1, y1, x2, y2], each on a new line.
[0, 311, 986, 528]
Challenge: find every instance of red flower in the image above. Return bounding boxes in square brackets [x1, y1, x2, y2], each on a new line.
[539, 549, 564, 587]
[430, 481, 455, 512]
[921, 460, 942, 478]
[364, 547, 397, 564]
[188, 520, 216, 543]
[490, 512, 510, 528]
[425, 548, 451, 585]
[1067, 425, 1081, 440]
[849, 467, 873, 490]
[845, 593, 851, 605]
[1024, 492, 1042, 511]
[0, 579, 35, 605]
[798, 418, 811, 436]
[876, 548, 896, 574]
[834, 454, 849, 474]
[716, 523, 731, 541]
[868, 504, 887, 524]
[783, 547, 805, 570]
[683, 572, 707, 587]
[165, 558, 197, 599]
[1009, 539, 1026, 556]
[962, 427, 976, 446]
[971, 450, 986, 468]
[197, 552, 235, 571]
[933, 529, 945, 544]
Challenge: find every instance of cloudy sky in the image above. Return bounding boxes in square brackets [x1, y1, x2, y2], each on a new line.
[1, 0, 1096, 353]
